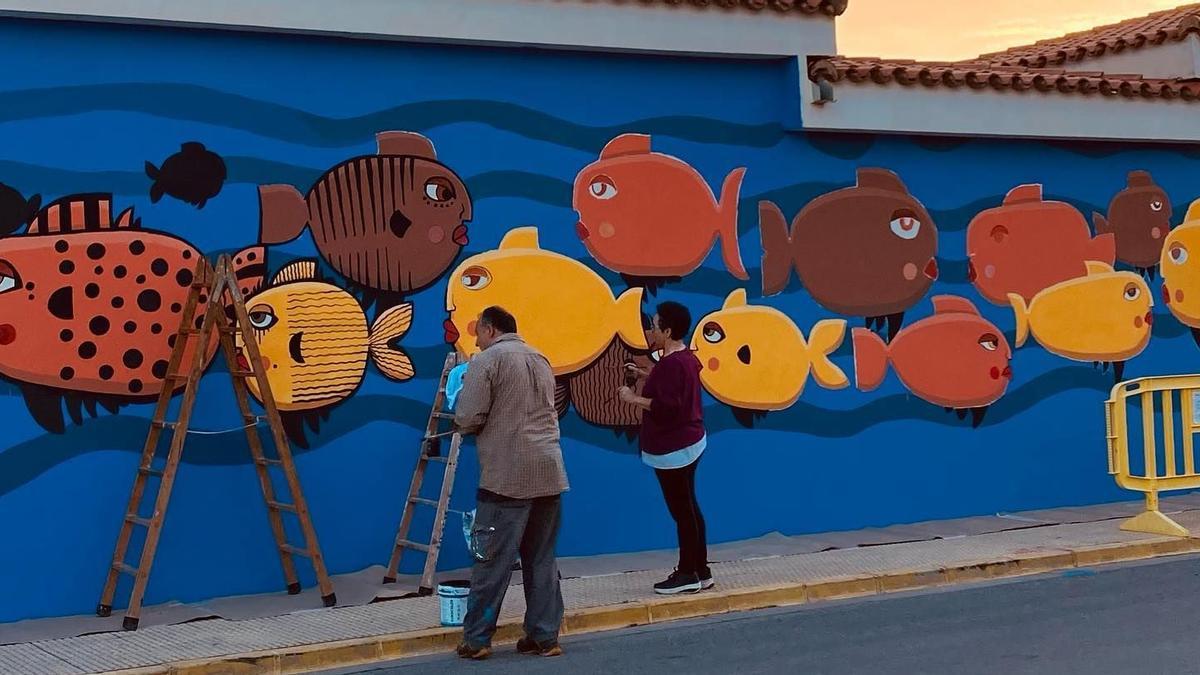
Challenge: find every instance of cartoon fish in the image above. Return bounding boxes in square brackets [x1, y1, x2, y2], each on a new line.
[853, 295, 1012, 428]
[259, 131, 472, 308]
[1009, 262, 1154, 381]
[760, 168, 938, 342]
[1093, 170, 1172, 279]
[573, 133, 748, 289]
[145, 142, 227, 209]
[690, 289, 847, 427]
[0, 193, 251, 433]
[0, 182, 40, 236]
[565, 336, 655, 437]
[1161, 199, 1200, 348]
[967, 184, 1115, 305]
[236, 259, 415, 448]
[445, 227, 647, 377]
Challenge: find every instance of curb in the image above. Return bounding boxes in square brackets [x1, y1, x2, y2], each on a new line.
[116, 535, 1200, 675]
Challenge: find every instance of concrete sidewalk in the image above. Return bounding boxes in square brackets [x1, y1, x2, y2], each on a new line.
[6, 502, 1200, 675]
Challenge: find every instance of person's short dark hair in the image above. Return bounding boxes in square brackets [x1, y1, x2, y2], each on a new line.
[655, 301, 691, 341]
[480, 306, 518, 334]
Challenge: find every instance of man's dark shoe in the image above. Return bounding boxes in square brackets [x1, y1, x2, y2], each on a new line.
[653, 570, 702, 595]
[456, 642, 492, 660]
[517, 636, 564, 657]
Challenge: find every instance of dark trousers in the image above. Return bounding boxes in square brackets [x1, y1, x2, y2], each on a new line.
[654, 458, 709, 576]
[463, 491, 563, 648]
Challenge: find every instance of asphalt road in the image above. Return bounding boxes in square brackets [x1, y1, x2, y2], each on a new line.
[326, 555, 1200, 675]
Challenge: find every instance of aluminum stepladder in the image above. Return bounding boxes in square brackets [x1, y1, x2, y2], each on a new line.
[383, 351, 465, 594]
[97, 254, 336, 630]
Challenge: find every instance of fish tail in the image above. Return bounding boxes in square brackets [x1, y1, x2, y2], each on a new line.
[1091, 211, 1110, 235]
[1092, 232, 1117, 265]
[851, 327, 889, 392]
[803, 319, 850, 390]
[716, 167, 749, 281]
[144, 161, 159, 180]
[258, 184, 309, 245]
[368, 303, 416, 381]
[758, 200, 795, 296]
[1008, 293, 1030, 347]
[614, 288, 649, 349]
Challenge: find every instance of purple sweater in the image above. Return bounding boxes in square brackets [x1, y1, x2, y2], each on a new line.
[639, 350, 705, 455]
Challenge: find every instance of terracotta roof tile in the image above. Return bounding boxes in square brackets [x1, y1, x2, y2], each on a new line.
[809, 56, 1200, 103]
[974, 3, 1200, 68]
[584, 0, 849, 16]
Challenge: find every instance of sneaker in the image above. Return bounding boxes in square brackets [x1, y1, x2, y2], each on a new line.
[517, 636, 564, 657]
[699, 569, 715, 590]
[456, 642, 492, 660]
[653, 570, 702, 595]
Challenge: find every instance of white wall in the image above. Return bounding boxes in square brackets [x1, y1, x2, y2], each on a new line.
[1039, 36, 1200, 79]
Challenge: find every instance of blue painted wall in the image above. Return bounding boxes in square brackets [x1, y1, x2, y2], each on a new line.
[0, 17, 1196, 623]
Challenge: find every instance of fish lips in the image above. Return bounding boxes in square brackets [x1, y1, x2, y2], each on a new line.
[289, 332, 305, 364]
[737, 344, 752, 365]
[453, 225, 469, 246]
[444, 319, 460, 344]
[576, 221, 590, 240]
[924, 258, 939, 280]
[990, 364, 1013, 380]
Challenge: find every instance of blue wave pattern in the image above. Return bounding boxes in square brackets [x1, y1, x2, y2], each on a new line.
[0, 18, 1194, 623]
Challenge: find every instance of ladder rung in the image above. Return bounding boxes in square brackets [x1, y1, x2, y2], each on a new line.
[138, 467, 163, 478]
[280, 544, 311, 557]
[125, 515, 153, 528]
[113, 563, 139, 576]
[256, 458, 283, 467]
[425, 431, 457, 440]
[396, 539, 431, 553]
[425, 455, 449, 464]
[151, 420, 179, 430]
[410, 497, 439, 508]
[431, 412, 455, 420]
[267, 501, 298, 513]
[229, 370, 256, 378]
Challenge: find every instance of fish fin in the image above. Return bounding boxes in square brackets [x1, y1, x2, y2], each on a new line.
[24, 194, 41, 222]
[181, 141, 206, 153]
[1114, 361, 1126, 382]
[971, 406, 988, 428]
[716, 167, 749, 280]
[758, 200, 796, 297]
[599, 133, 651, 159]
[115, 207, 138, 229]
[1007, 293, 1031, 347]
[1002, 184, 1043, 205]
[885, 312, 905, 343]
[554, 379, 570, 419]
[20, 384, 65, 434]
[931, 295, 980, 316]
[1127, 170, 1154, 188]
[83, 397, 98, 419]
[144, 161, 160, 180]
[1092, 211, 1110, 235]
[232, 246, 266, 297]
[1090, 233, 1117, 265]
[29, 193, 120, 233]
[1084, 260, 1115, 275]
[279, 411, 311, 449]
[851, 327, 889, 392]
[499, 227, 540, 250]
[369, 303, 417, 381]
[149, 182, 165, 204]
[614, 287, 649, 350]
[271, 259, 319, 285]
[731, 407, 762, 429]
[804, 319, 849, 390]
[376, 131, 437, 159]
[956, 408, 968, 420]
[723, 288, 748, 309]
[258, 185, 309, 245]
[63, 392, 84, 427]
[1192, 327, 1200, 349]
[1185, 198, 1200, 224]
[856, 168, 908, 193]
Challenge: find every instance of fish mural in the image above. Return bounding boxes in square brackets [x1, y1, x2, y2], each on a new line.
[0, 193, 244, 433]
[0, 182, 40, 236]
[445, 226, 647, 376]
[145, 142, 227, 209]
[690, 289, 848, 428]
[573, 133, 748, 290]
[853, 296, 1012, 428]
[759, 168, 939, 342]
[1009, 262, 1154, 381]
[259, 131, 472, 309]
[966, 184, 1116, 305]
[235, 259, 416, 448]
[1161, 199, 1200, 349]
[1093, 171, 1172, 279]
[565, 337, 656, 437]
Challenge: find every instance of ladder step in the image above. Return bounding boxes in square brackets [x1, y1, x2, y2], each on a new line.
[125, 515, 154, 528]
[229, 370, 256, 378]
[113, 562, 139, 576]
[396, 539, 431, 553]
[410, 497, 439, 508]
[138, 467, 163, 478]
[425, 431, 457, 440]
[425, 455, 449, 464]
[151, 420, 179, 430]
[280, 544, 311, 557]
[431, 412, 455, 420]
[256, 458, 283, 467]
[267, 501, 298, 513]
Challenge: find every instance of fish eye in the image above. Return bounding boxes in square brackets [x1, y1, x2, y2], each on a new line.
[1123, 282, 1142, 301]
[701, 321, 725, 344]
[1169, 243, 1189, 265]
[0, 260, 20, 294]
[589, 175, 618, 201]
[889, 209, 921, 240]
[424, 177, 456, 202]
[1151, 200, 1164, 212]
[247, 304, 277, 330]
[461, 265, 492, 290]
[978, 333, 999, 351]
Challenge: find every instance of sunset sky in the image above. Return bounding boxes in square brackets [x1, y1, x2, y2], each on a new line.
[837, 0, 1190, 61]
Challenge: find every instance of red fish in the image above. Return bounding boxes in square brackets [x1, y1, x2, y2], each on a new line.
[573, 133, 748, 286]
[852, 295, 1012, 427]
[967, 184, 1116, 305]
[1093, 170, 1172, 279]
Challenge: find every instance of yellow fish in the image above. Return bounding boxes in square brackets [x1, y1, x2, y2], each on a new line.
[1162, 199, 1200, 348]
[236, 260, 415, 446]
[689, 289, 848, 424]
[445, 227, 647, 376]
[1008, 261, 1153, 376]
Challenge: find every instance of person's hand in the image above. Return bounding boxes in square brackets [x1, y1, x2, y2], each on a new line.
[617, 386, 635, 403]
[624, 363, 649, 379]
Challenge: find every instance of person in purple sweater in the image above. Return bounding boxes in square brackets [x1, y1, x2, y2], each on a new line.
[619, 301, 712, 595]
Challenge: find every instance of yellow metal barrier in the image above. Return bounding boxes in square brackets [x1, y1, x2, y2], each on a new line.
[1107, 374, 1200, 537]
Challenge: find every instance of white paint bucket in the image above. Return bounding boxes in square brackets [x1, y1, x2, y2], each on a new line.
[437, 580, 471, 626]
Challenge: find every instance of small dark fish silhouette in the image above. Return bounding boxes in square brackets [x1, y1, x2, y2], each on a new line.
[0, 182, 40, 235]
[145, 142, 227, 209]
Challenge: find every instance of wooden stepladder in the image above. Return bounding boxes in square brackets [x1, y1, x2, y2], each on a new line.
[97, 254, 336, 631]
[383, 352, 465, 595]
